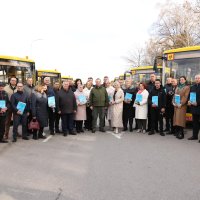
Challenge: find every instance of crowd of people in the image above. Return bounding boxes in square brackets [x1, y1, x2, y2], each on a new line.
[0, 73, 200, 144]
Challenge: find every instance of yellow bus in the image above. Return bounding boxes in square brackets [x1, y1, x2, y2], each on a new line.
[61, 76, 73, 82]
[130, 66, 170, 83]
[161, 46, 200, 121]
[36, 69, 61, 85]
[0, 55, 35, 84]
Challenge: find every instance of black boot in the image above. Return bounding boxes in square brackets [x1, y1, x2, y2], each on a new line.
[32, 132, 38, 140]
[177, 128, 184, 139]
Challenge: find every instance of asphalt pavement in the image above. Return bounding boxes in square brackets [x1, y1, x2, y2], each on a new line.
[0, 127, 200, 200]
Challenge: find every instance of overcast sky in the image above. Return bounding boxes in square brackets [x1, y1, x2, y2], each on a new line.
[0, 0, 184, 83]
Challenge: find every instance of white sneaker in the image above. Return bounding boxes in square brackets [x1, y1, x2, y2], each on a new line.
[42, 132, 46, 136]
[142, 130, 146, 133]
[136, 129, 141, 133]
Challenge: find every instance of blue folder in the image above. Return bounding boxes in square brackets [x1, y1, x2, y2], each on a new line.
[17, 102, 26, 114]
[175, 95, 181, 105]
[48, 96, 56, 107]
[190, 92, 196, 103]
[152, 96, 158, 106]
[125, 93, 132, 101]
[136, 94, 142, 103]
[78, 95, 87, 104]
[0, 100, 6, 108]
[108, 96, 113, 102]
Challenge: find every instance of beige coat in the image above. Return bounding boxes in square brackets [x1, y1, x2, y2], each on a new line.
[173, 85, 190, 127]
[4, 84, 17, 100]
[111, 88, 124, 128]
[74, 90, 87, 121]
[106, 86, 115, 120]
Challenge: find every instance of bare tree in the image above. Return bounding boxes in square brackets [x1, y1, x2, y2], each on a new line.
[123, 46, 145, 67]
[152, 1, 200, 49]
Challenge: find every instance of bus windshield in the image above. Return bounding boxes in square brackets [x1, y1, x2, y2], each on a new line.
[0, 58, 35, 83]
[167, 57, 200, 84]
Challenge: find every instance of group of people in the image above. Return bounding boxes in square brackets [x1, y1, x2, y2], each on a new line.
[0, 73, 200, 144]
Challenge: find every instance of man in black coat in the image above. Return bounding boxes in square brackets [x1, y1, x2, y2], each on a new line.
[148, 79, 166, 136]
[44, 77, 56, 135]
[122, 78, 136, 132]
[53, 81, 61, 133]
[146, 74, 156, 132]
[57, 81, 77, 136]
[0, 82, 10, 143]
[164, 77, 174, 133]
[11, 82, 30, 142]
[188, 74, 200, 142]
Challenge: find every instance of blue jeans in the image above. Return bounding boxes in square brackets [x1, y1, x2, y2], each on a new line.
[13, 114, 27, 139]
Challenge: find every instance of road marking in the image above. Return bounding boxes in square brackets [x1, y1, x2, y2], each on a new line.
[106, 131, 124, 139]
[42, 135, 53, 143]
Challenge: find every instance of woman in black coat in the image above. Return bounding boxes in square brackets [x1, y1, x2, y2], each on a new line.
[31, 84, 48, 139]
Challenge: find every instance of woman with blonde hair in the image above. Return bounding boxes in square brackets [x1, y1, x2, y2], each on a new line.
[111, 81, 124, 133]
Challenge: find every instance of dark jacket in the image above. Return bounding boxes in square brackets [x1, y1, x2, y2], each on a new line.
[189, 84, 200, 115]
[164, 83, 174, 108]
[122, 86, 136, 107]
[148, 86, 166, 109]
[31, 92, 48, 127]
[89, 86, 109, 107]
[0, 90, 10, 116]
[147, 81, 155, 93]
[46, 86, 55, 98]
[11, 91, 30, 114]
[57, 88, 77, 114]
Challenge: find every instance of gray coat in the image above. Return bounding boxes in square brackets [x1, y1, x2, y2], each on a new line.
[31, 92, 48, 127]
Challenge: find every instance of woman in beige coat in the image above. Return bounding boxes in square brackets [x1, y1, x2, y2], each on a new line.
[111, 81, 124, 133]
[173, 76, 190, 139]
[74, 84, 87, 133]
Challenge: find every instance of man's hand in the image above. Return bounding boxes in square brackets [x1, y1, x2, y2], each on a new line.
[1, 108, 7, 113]
[58, 111, 61, 114]
[161, 108, 165, 113]
[17, 110, 22, 115]
[90, 106, 93, 110]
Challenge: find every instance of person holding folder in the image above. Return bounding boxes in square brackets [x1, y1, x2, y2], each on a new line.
[134, 83, 149, 133]
[188, 74, 200, 142]
[11, 82, 30, 142]
[148, 79, 166, 136]
[173, 76, 190, 139]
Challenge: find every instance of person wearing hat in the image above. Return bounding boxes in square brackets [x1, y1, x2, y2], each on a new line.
[0, 82, 10, 143]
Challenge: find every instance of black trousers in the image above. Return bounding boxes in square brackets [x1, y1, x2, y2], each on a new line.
[192, 114, 200, 138]
[123, 107, 134, 129]
[13, 114, 27, 139]
[147, 105, 152, 130]
[136, 119, 147, 130]
[55, 112, 61, 131]
[48, 108, 55, 132]
[151, 108, 163, 132]
[0, 116, 6, 141]
[61, 113, 74, 133]
[76, 120, 83, 131]
[165, 106, 174, 131]
[85, 107, 92, 130]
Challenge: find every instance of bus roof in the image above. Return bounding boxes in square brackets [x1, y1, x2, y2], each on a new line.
[131, 66, 162, 71]
[37, 69, 61, 74]
[62, 76, 73, 79]
[164, 46, 200, 54]
[0, 55, 34, 62]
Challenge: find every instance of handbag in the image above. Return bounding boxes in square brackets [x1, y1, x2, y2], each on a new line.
[28, 119, 40, 130]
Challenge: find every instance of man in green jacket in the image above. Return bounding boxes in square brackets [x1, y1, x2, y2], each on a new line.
[89, 78, 109, 133]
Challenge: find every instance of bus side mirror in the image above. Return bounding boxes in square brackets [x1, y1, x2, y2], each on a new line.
[153, 59, 158, 73]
